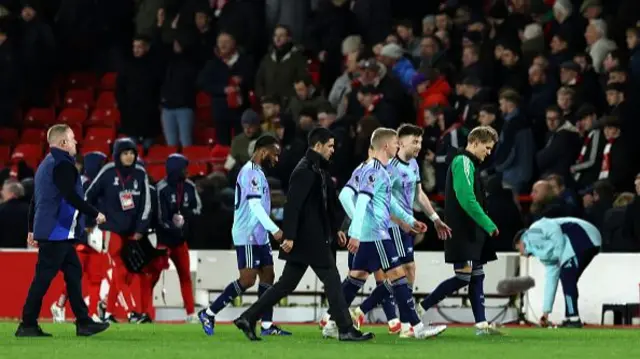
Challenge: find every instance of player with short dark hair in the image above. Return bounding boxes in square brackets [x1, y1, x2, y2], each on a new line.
[198, 135, 291, 337]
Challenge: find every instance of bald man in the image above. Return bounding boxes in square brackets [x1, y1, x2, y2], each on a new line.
[17, 124, 109, 338]
[529, 180, 570, 223]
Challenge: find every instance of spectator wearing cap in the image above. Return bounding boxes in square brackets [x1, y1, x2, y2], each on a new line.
[599, 116, 633, 192]
[549, 30, 574, 71]
[585, 19, 617, 74]
[536, 105, 581, 181]
[228, 109, 266, 171]
[197, 32, 253, 146]
[625, 26, 640, 87]
[528, 63, 556, 142]
[571, 104, 605, 191]
[495, 90, 535, 194]
[607, 66, 628, 86]
[254, 25, 308, 106]
[286, 74, 327, 122]
[606, 82, 640, 165]
[551, 0, 587, 52]
[378, 42, 416, 91]
[498, 42, 528, 96]
[328, 51, 359, 119]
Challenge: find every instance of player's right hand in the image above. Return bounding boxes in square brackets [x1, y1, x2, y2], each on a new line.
[490, 229, 500, 237]
[273, 230, 283, 242]
[27, 232, 37, 248]
[96, 213, 106, 225]
[347, 238, 360, 254]
[280, 239, 293, 253]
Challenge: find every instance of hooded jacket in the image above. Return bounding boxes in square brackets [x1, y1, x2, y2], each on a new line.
[85, 138, 151, 236]
[155, 154, 202, 246]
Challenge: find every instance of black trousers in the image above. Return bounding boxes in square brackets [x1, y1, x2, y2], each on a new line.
[241, 260, 353, 331]
[22, 241, 91, 326]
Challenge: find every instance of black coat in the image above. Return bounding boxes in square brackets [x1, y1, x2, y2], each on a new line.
[444, 150, 497, 264]
[280, 149, 340, 267]
[0, 198, 29, 248]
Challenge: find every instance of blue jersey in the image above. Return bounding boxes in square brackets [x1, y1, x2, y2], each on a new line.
[232, 161, 271, 245]
[387, 156, 420, 217]
[349, 159, 414, 242]
[345, 162, 367, 193]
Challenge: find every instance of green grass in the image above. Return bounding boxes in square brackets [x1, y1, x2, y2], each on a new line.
[0, 323, 638, 359]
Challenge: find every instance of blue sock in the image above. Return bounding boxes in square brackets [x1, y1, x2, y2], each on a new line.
[341, 276, 365, 306]
[258, 283, 273, 324]
[378, 280, 398, 321]
[208, 280, 244, 314]
[359, 281, 397, 320]
[391, 277, 420, 326]
[469, 268, 486, 323]
[398, 282, 413, 323]
[420, 274, 469, 312]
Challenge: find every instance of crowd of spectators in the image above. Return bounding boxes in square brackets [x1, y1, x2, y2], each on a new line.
[0, 0, 639, 251]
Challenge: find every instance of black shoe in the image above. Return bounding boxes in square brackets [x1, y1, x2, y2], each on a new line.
[15, 323, 52, 337]
[137, 313, 153, 324]
[338, 328, 375, 342]
[104, 315, 119, 324]
[560, 319, 583, 328]
[76, 321, 110, 337]
[234, 317, 261, 341]
[128, 312, 142, 323]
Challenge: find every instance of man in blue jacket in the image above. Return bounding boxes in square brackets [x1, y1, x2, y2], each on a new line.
[514, 217, 602, 328]
[85, 138, 151, 323]
[143, 154, 201, 322]
[17, 124, 109, 337]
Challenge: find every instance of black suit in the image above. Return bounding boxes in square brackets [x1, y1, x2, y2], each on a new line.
[240, 150, 353, 331]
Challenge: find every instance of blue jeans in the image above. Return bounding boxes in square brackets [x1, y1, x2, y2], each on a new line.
[161, 108, 194, 146]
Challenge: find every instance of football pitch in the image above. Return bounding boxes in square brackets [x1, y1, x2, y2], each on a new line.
[1, 323, 638, 359]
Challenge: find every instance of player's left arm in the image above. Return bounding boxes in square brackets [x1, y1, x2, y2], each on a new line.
[134, 168, 152, 235]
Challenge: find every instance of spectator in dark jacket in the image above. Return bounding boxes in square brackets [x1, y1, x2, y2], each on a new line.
[546, 173, 582, 217]
[484, 174, 524, 251]
[85, 138, 152, 323]
[286, 75, 327, 121]
[117, 35, 165, 148]
[197, 32, 253, 146]
[495, 90, 534, 194]
[160, 33, 198, 147]
[625, 26, 640, 92]
[602, 192, 640, 252]
[254, 25, 308, 105]
[0, 179, 28, 248]
[0, 26, 19, 127]
[571, 104, 605, 191]
[536, 105, 581, 181]
[527, 180, 572, 225]
[598, 116, 633, 192]
[583, 179, 615, 230]
[527, 63, 557, 144]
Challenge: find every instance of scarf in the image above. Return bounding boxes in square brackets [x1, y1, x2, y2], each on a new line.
[598, 138, 616, 179]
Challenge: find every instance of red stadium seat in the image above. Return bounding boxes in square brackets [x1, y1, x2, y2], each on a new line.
[84, 127, 116, 144]
[68, 123, 83, 140]
[20, 128, 46, 144]
[11, 143, 43, 165]
[81, 141, 111, 157]
[194, 127, 216, 146]
[0, 145, 11, 165]
[146, 145, 178, 164]
[58, 108, 87, 126]
[24, 107, 56, 127]
[88, 108, 120, 127]
[99, 72, 117, 91]
[0, 128, 19, 144]
[182, 146, 211, 162]
[67, 72, 98, 89]
[196, 91, 211, 108]
[186, 162, 208, 177]
[146, 164, 167, 182]
[64, 89, 94, 110]
[210, 145, 230, 172]
[96, 91, 117, 109]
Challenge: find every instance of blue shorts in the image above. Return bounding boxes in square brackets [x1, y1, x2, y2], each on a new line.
[350, 240, 401, 273]
[388, 226, 414, 264]
[347, 252, 355, 270]
[235, 244, 273, 269]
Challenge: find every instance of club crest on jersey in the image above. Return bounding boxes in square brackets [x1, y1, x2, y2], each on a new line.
[133, 180, 138, 190]
[368, 175, 375, 184]
[171, 194, 176, 203]
[113, 177, 119, 186]
[251, 177, 259, 191]
[355, 175, 360, 184]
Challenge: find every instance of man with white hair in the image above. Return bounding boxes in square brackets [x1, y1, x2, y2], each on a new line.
[0, 179, 29, 248]
[552, 0, 587, 51]
[585, 19, 617, 73]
